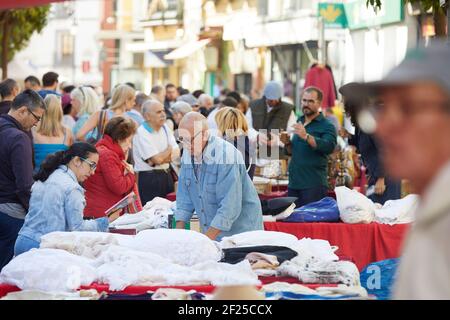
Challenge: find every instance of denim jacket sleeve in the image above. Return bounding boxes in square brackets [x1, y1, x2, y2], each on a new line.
[210, 164, 243, 232]
[64, 188, 109, 232]
[174, 167, 195, 223]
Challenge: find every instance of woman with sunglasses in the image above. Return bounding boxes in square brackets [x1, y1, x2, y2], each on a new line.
[13, 142, 120, 256]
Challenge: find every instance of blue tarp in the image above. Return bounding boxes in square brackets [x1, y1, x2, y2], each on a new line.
[360, 258, 400, 300]
[282, 197, 340, 223]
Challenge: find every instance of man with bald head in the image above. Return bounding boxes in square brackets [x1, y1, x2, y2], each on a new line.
[174, 112, 263, 240]
[133, 100, 180, 205]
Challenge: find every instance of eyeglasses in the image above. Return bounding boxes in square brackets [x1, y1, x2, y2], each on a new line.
[357, 99, 450, 134]
[302, 99, 317, 105]
[80, 157, 97, 171]
[178, 131, 203, 146]
[367, 100, 450, 120]
[27, 108, 41, 122]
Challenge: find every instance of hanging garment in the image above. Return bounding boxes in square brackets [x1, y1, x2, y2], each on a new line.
[304, 65, 337, 109]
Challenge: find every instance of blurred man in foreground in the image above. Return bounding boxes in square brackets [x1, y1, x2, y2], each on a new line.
[349, 42, 450, 299]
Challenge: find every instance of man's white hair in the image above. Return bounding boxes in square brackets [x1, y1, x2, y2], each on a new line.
[142, 99, 163, 115]
[179, 111, 208, 130]
[172, 101, 192, 115]
[198, 93, 213, 106]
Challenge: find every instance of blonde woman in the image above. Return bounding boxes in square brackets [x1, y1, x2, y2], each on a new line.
[33, 94, 73, 172]
[71, 86, 100, 140]
[75, 84, 142, 142]
[215, 107, 256, 179]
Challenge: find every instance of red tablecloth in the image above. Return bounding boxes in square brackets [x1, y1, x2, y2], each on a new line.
[0, 284, 20, 298]
[166, 192, 176, 202]
[258, 191, 288, 200]
[0, 277, 337, 298]
[264, 222, 410, 270]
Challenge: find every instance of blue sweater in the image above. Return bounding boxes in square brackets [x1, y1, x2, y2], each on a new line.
[0, 115, 34, 211]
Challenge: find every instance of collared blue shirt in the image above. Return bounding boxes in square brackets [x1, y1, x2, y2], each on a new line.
[18, 165, 109, 243]
[174, 135, 263, 240]
[37, 89, 61, 99]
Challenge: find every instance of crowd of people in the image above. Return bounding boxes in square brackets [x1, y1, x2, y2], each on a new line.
[0, 70, 396, 267]
[1, 41, 450, 299]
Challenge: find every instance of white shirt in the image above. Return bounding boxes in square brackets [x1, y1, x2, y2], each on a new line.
[133, 124, 179, 172]
[393, 161, 450, 299]
[207, 107, 220, 132]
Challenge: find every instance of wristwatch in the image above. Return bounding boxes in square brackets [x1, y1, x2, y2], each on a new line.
[305, 134, 310, 142]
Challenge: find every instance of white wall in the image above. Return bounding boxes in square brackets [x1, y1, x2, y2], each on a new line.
[345, 10, 419, 83]
[180, 0, 204, 90]
[8, 0, 103, 86]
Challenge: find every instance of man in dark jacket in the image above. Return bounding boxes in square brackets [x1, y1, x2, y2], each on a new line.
[248, 81, 295, 160]
[340, 83, 401, 205]
[0, 89, 46, 270]
[163, 83, 178, 130]
[0, 79, 20, 115]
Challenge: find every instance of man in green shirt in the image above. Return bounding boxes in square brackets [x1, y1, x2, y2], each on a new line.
[282, 87, 337, 208]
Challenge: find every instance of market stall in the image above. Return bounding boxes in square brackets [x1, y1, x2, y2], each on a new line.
[0, 229, 368, 300]
[0, 277, 339, 299]
[264, 221, 410, 270]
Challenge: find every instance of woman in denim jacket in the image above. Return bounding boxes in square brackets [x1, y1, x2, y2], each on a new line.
[14, 142, 120, 256]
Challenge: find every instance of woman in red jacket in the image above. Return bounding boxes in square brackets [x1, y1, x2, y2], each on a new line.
[84, 116, 137, 218]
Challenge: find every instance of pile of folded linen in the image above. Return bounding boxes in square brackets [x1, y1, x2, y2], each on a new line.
[0, 229, 258, 292]
[109, 197, 175, 232]
[1, 230, 362, 294]
[219, 230, 360, 286]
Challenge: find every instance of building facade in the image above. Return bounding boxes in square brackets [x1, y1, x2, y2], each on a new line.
[8, 0, 104, 88]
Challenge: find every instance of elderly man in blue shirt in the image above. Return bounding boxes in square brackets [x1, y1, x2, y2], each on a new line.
[175, 112, 263, 240]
